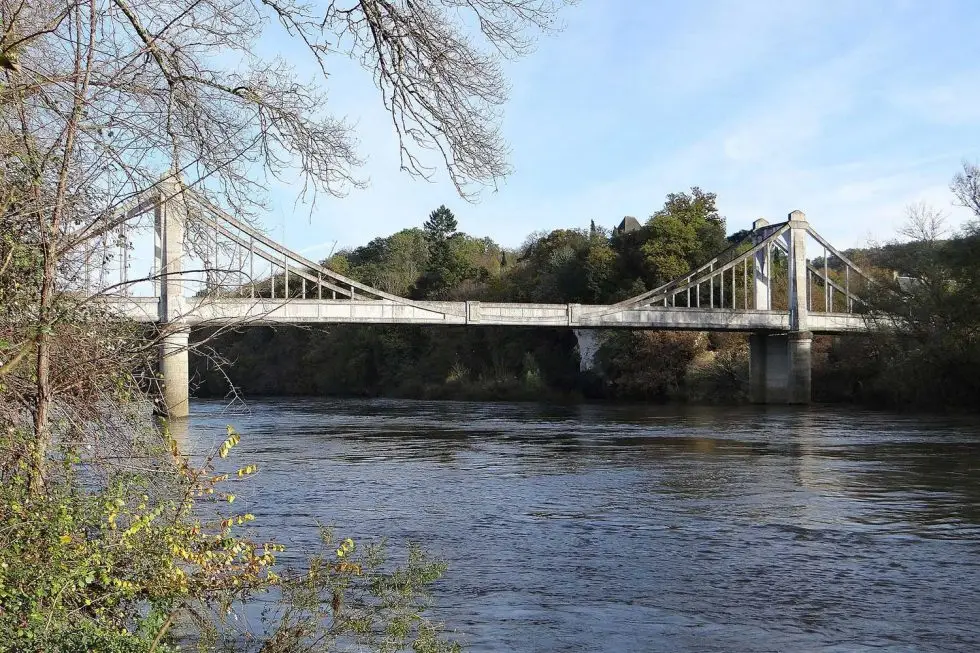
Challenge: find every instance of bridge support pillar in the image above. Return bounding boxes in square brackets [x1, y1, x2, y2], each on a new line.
[155, 174, 190, 418]
[750, 210, 813, 404]
[749, 331, 812, 404]
[787, 332, 813, 404]
[749, 333, 770, 403]
[160, 328, 190, 418]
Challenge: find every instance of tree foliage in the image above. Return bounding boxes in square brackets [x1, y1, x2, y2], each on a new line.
[641, 187, 727, 284]
[417, 206, 474, 298]
[597, 331, 704, 400]
[952, 161, 980, 232]
[817, 163, 980, 409]
[423, 206, 459, 244]
[0, 428, 459, 652]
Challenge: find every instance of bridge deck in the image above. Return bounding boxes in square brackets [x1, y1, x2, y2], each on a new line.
[100, 297, 869, 334]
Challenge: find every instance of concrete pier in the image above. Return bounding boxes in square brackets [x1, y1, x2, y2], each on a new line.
[787, 331, 813, 404]
[749, 331, 812, 404]
[160, 328, 190, 418]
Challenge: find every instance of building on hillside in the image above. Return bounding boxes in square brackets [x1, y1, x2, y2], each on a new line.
[614, 216, 641, 235]
[893, 271, 923, 293]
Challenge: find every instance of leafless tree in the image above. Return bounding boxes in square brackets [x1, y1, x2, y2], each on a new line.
[898, 202, 949, 244]
[951, 161, 980, 232]
[0, 0, 571, 489]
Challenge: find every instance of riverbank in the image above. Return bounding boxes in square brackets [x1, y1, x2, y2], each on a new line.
[190, 325, 744, 405]
[191, 327, 979, 414]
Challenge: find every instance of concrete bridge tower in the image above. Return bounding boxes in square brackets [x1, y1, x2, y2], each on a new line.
[748, 211, 812, 404]
[155, 176, 190, 418]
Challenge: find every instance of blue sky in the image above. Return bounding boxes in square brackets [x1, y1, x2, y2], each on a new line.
[257, 0, 979, 259]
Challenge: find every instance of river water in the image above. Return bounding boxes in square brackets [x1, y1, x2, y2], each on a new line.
[181, 398, 980, 652]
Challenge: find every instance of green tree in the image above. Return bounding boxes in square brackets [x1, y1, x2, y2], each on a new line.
[516, 229, 590, 302]
[423, 206, 459, 244]
[342, 229, 430, 296]
[452, 235, 503, 280]
[583, 241, 617, 302]
[641, 187, 727, 285]
[597, 331, 706, 400]
[417, 206, 472, 298]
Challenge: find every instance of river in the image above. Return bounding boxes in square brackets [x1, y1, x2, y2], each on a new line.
[179, 398, 980, 652]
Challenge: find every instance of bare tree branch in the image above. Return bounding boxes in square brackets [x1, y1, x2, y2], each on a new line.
[951, 161, 980, 233]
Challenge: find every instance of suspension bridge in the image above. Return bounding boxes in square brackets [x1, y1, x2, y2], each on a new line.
[91, 178, 877, 416]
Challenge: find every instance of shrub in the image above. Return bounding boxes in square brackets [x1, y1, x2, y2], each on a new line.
[0, 427, 460, 652]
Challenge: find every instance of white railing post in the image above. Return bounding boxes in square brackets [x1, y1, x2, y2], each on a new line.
[752, 218, 770, 310]
[787, 210, 809, 332]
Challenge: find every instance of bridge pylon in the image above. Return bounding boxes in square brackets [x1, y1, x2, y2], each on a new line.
[748, 211, 812, 404]
[155, 174, 190, 418]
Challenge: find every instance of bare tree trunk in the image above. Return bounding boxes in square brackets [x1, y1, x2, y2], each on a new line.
[26, 0, 95, 493]
[29, 249, 56, 494]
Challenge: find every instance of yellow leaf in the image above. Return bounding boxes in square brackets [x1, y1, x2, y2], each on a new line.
[59, 534, 71, 544]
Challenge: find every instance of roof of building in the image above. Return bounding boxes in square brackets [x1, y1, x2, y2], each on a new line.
[616, 216, 641, 233]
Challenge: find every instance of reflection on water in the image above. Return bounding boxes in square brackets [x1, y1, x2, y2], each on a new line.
[185, 399, 980, 652]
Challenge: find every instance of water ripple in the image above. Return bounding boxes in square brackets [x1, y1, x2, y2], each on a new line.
[180, 398, 980, 652]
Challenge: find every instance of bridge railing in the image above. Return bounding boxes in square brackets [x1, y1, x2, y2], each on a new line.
[78, 179, 878, 333]
[605, 213, 874, 324]
[801, 226, 873, 314]
[59, 193, 160, 298]
[180, 189, 465, 316]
